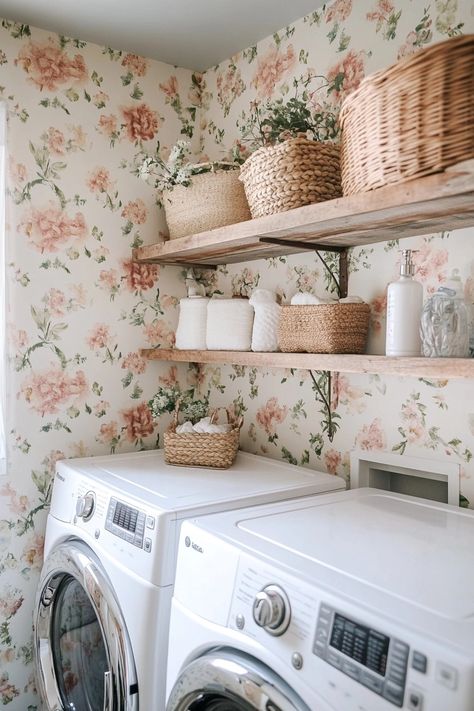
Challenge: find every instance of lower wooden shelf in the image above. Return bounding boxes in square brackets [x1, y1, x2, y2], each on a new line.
[140, 348, 474, 379]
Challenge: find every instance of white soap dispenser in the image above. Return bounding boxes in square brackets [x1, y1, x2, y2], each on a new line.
[385, 249, 423, 357]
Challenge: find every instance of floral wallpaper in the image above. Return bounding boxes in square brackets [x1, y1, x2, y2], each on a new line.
[0, 21, 200, 707]
[1, 0, 474, 707]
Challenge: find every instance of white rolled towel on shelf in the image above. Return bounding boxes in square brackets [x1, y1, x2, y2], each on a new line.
[175, 297, 209, 350]
[290, 292, 337, 305]
[249, 289, 281, 352]
[339, 295, 364, 303]
[206, 297, 254, 351]
[176, 417, 231, 434]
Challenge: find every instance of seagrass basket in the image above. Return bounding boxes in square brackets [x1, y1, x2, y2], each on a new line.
[239, 137, 342, 218]
[163, 167, 250, 240]
[340, 34, 474, 195]
[164, 404, 243, 469]
[278, 303, 370, 354]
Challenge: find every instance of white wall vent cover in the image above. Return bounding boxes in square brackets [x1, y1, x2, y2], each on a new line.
[350, 450, 460, 506]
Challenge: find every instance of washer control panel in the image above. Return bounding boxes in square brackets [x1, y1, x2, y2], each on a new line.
[313, 603, 409, 707]
[105, 497, 148, 550]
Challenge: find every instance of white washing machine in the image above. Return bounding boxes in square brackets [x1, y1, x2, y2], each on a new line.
[167, 488, 474, 711]
[34, 449, 344, 711]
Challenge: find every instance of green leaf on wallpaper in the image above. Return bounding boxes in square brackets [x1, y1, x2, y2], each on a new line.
[84, 246, 91, 258]
[299, 49, 309, 64]
[121, 71, 133, 86]
[92, 382, 103, 396]
[327, 23, 339, 44]
[131, 383, 143, 399]
[281, 447, 297, 466]
[338, 31, 351, 52]
[309, 432, 324, 457]
[85, 404, 92, 414]
[0, 621, 12, 647]
[103, 47, 123, 61]
[1, 19, 31, 38]
[122, 372, 133, 388]
[131, 233, 143, 249]
[84, 90, 91, 102]
[300, 450, 310, 466]
[187, 107, 197, 121]
[242, 46, 257, 63]
[91, 70, 103, 87]
[67, 406, 80, 419]
[65, 88, 80, 102]
[130, 83, 144, 100]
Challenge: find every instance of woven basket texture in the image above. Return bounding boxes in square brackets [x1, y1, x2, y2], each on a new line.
[164, 405, 243, 469]
[278, 303, 370, 354]
[340, 35, 474, 195]
[239, 137, 342, 218]
[163, 169, 250, 240]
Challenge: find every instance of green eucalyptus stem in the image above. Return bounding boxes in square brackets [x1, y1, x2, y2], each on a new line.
[309, 369, 337, 443]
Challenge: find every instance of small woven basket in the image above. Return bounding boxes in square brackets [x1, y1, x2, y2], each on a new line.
[340, 34, 474, 195]
[239, 137, 342, 218]
[278, 303, 370, 354]
[163, 404, 243, 469]
[163, 167, 250, 240]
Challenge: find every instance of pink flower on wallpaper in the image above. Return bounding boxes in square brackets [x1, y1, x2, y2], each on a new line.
[16, 40, 87, 91]
[216, 64, 245, 114]
[324, 448, 342, 475]
[122, 351, 147, 374]
[325, 0, 352, 24]
[397, 31, 418, 59]
[87, 323, 111, 350]
[0, 589, 24, 619]
[98, 420, 119, 445]
[87, 166, 113, 193]
[0, 482, 30, 516]
[46, 449, 66, 474]
[21, 368, 88, 415]
[143, 320, 175, 347]
[9, 158, 27, 186]
[98, 268, 120, 294]
[70, 284, 87, 308]
[256, 397, 288, 435]
[121, 199, 147, 224]
[44, 288, 66, 317]
[355, 418, 386, 451]
[19, 204, 87, 253]
[0, 675, 19, 705]
[46, 127, 65, 155]
[331, 374, 366, 414]
[70, 124, 88, 150]
[21, 534, 44, 570]
[10, 328, 28, 349]
[121, 103, 159, 142]
[122, 259, 158, 292]
[121, 53, 148, 76]
[367, 0, 395, 23]
[159, 75, 179, 98]
[251, 44, 296, 98]
[370, 291, 387, 333]
[97, 114, 118, 137]
[411, 244, 448, 293]
[159, 365, 178, 387]
[121, 402, 155, 442]
[327, 49, 365, 103]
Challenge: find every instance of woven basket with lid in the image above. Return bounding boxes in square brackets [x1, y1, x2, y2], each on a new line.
[163, 168, 250, 240]
[340, 35, 474, 195]
[239, 137, 342, 218]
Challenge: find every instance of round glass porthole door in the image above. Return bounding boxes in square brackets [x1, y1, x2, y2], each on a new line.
[52, 574, 109, 709]
[35, 540, 138, 711]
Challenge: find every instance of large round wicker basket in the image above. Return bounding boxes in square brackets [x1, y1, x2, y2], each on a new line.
[278, 303, 370, 354]
[163, 169, 250, 240]
[239, 137, 342, 218]
[340, 34, 474, 195]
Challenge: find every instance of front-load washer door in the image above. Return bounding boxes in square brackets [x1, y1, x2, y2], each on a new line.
[166, 648, 311, 711]
[35, 539, 138, 711]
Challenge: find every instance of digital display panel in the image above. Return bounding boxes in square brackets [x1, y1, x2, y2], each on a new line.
[112, 502, 138, 533]
[330, 613, 389, 677]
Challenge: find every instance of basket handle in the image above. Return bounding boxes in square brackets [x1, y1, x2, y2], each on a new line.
[210, 406, 244, 431]
[172, 397, 182, 429]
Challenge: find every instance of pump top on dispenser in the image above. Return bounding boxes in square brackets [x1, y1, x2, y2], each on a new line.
[420, 268, 469, 358]
[385, 249, 423, 357]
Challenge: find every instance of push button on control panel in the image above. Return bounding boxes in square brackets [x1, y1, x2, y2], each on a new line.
[146, 515, 155, 530]
[407, 689, 423, 710]
[144, 537, 152, 553]
[435, 662, 458, 690]
[412, 651, 428, 674]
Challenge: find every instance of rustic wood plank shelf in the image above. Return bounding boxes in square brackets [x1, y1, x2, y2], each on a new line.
[134, 160, 474, 266]
[140, 349, 474, 379]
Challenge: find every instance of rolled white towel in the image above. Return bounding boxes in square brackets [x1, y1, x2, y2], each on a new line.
[249, 289, 277, 305]
[290, 292, 336, 305]
[339, 295, 365, 304]
[193, 416, 231, 433]
[175, 421, 195, 434]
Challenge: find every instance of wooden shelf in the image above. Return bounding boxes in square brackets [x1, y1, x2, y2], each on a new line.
[140, 349, 474, 379]
[135, 160, 474, 266]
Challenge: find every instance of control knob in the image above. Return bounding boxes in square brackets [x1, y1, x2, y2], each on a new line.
[76, 491, 95, 521]
[252, 584, 291, 636]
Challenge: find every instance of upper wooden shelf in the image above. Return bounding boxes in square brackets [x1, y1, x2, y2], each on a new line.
[141, 349, 474, 379]
[134, 160, 474, 266]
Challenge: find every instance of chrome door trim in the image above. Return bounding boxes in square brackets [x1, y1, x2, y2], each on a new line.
[34, 539, 138, 711]
[167, 648, 308, 711]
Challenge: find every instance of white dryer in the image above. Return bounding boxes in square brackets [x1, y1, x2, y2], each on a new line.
[34, 449, 344, 711]
[167, 488, 474, 711]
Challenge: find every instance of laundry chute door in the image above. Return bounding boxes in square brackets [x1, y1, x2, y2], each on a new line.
[35, 540, 138, 711]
